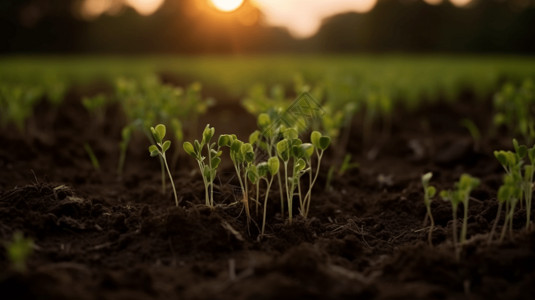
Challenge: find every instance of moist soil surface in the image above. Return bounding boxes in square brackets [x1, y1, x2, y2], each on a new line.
[1, 84, 534, 300]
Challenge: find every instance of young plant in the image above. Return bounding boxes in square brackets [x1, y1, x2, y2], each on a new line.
[421, 172, 437, 246]
[440, 174, 480, 260]
[258, 157, 280, 235]
[302, 131, 331, 218]
[117, 125, 132, 176]
[148, 124, 179, 207]
[5, 231, 33, 272]
[492, 140, 535, 238]
[219, 134, 255, 223]
[183, 125, 221, 208]
[83, 143, 101, 172]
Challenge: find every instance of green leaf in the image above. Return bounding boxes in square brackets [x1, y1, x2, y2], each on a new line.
[294, 158, 306, 172]
[218, 134, 231, 147]
[427, 186, 436, 198]
[258, 113, 271, 128]
[529, 147, 535, 165]
[162, 140, 171, 153]
[203, 165, 211, 181]
[249, 130, 260, 145]
[155, 124, 166, 141]
[268, 157, 280, 176]
[422, 172, 433, 186]
[183, 142, 196, 157]
[494, 151, 508, 167]
[283, 127, 298, 140]
[276, 139, 290, 162]
[257, 162, 269, 178]
[311, 131, 321, 149]
[318, 136, 331, 151]
[211, 156, 221, 169]
[148, 145, 159, 157]
[202, 124, 214, 144]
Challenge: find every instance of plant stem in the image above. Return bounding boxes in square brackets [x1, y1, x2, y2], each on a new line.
[488, 202, 502, 244]
[460, 199, 469, 244]
[162, 154, 179, 207]
[284, 161, 292, 224]
[452, 206, 459, 260]
[262, 177, 274, 235]
[426, 206, 435, 247]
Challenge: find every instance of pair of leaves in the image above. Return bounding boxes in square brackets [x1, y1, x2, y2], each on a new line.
[149, 124, 171, 157]
[311, 131, 331, 151]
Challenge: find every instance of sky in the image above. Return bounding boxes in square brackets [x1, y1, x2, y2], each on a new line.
[80, 0, 474, 38]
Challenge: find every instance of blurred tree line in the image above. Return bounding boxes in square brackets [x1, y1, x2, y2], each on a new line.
[1, 0, 534, 54]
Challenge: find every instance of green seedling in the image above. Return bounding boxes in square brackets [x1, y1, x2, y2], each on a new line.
[117, 125, 132, 176]
[83, 143, 101, 172]
[422, 172, 437, 246]
[325, 154, 359, 190]
[258, 157, 280, 235]
[183, 124, 221, 208]
[149, 124, 179, 207]
[302, 131, 331, 218]
[440, 174, 479, 260]
[460, 118, 481, 151]
[492, 140, 535, 239]
[82, 94, 108, 125]
[493, 79, 535, 144]
[5, 231, 33, 272]
[219, 134, 256, 224]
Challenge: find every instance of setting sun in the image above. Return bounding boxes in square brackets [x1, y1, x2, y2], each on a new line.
[211, 0, 244, 12]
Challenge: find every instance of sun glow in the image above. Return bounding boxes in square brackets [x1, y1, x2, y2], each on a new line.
[211, 0, 244, 12]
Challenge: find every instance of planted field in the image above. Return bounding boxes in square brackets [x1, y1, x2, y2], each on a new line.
[1, 56, 535, 299]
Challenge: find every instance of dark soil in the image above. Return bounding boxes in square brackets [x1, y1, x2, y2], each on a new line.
[1, 84, 534, 300]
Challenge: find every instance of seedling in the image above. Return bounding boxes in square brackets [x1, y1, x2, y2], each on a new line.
[492, 140, 535, 239]
[302, 131, 331, 218]
[440, 174, 479, 260]
[183, 124, 221, 208]
[117, 125, 132, 176]
[149, 124, 179, 207]
[258, 157, 280, 235]
[5, 231, 33, 272]
[421, 172, 437, 246]
[83, 143, 101, 172]
[218, 134, 256, 224]
[493, 79, 535, 144]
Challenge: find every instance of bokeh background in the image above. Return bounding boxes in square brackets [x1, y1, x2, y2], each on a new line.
[2, 0, 535, 54]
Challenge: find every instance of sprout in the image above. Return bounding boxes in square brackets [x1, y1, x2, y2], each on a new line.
[490, 140, 535, 243]
[258, 157, 280, 235]
[5, 231, 33, 272]
[421, 172, 437, 246]
[301, 131, 331, 218]
[149, 124, 179, 207]
[183, 124, 221, 208]
[440, 174, 479, 260]
[83, 143, 101, 172]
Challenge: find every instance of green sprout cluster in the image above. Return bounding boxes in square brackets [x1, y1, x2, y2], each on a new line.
[440, 174, 480, 260]
[183, 125, 222, 208]
[115, 76, 210, 177]
[490, 139, 535, 242]
[494, 79, 535, 144]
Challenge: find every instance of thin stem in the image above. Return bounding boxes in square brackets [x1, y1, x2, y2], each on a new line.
[488, 202, 502, 244]
[452, 206, 459, 260]
[256, 181, 260, 216]
[162, 154, 179, 207]
[500, 201, 510, 242]
[426, 205, 435, 247]
[160, 157, 166, 194]
[304, 150, 323, 218]
[284, 161, 292, 224]
[261, 177, 274, 235]
[460, 199, 469, 244]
